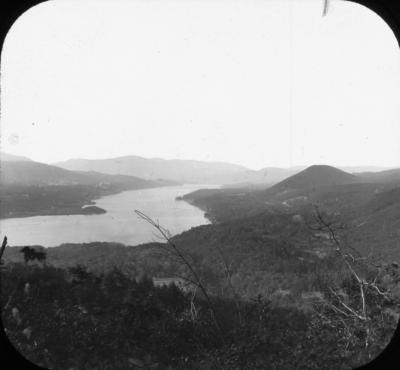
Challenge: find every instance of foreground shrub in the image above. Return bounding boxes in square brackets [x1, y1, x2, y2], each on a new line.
[1, 262, 398, 369]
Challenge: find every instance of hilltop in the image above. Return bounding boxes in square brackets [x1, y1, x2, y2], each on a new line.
[264, 165, 359, 198]
[180, 164, 400, 261]
[182, 165, 362, 223]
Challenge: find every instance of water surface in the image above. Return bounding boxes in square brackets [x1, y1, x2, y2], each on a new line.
[0, 184, 215, 247]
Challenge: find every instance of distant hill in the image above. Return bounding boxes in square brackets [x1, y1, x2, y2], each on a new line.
[222, 167, 303, 187]
[179, 164, 400, 260]
[222, 166, 397, 189]
[342, 166, 392, 173]
[0, 161, 177, 219]
[55, 157, 308, 185]
[0, 160, 173, 187]
[1, 152, 32, 162]
[264, 165, 360, 199]
[181, 165, 366, 223]
[1, 161, 88, 185]
[356, 168, 400, 185]
[54, 156, 250, 184]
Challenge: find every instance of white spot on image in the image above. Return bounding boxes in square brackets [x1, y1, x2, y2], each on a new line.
[8, 133, 19, 145]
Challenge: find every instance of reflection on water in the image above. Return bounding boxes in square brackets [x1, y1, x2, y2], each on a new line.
[0, 184, 216, 247]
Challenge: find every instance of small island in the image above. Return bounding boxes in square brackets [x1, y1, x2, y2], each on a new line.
[81, 205, 106, 215]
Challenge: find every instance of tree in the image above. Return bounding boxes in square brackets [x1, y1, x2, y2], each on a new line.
[306, 205, 399, 362]
[20, 247, 47, 265]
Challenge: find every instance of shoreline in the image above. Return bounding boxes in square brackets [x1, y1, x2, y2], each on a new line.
[0, 205, 107, 220]
[0, 184, 214, 247]
[0, 183, 180, 221]
[179, 198, 217, 224]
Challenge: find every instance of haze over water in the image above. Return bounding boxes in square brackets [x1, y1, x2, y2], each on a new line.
[0, 184, 216, 247]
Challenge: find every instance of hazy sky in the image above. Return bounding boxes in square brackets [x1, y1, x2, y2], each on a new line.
[1, 0, 400, 170]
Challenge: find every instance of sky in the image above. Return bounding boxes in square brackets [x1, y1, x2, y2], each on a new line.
[1, 0, 400, 170]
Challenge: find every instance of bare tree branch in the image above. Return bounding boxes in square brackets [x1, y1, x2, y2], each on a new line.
[134, 210, 226, 343]
[0, 236, 8, 262]
[214, 244, 242, 325]
[308, 207, 369, 321]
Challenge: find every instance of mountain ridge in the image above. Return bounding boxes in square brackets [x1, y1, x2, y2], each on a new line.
[3, 151, 398, 186]
[1, 160, 176, 187]
[54, 156, 250, 184]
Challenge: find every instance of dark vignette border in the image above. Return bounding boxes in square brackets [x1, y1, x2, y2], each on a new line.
[0, 0, 399, 369]
[351, 0, 400, 47]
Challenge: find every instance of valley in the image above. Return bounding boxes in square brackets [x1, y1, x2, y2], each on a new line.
[1, 155, 400, 370]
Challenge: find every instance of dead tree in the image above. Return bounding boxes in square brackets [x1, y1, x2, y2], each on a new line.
[306, 205, 395, 349]
[307, 206, 370, 319]
[135, 210, 226, 344]
[214, 244, 242, 326]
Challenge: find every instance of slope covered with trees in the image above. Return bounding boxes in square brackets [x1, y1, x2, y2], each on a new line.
[0, 161, 177, 218]
[1, 164, 400, 368]
[1, 246, 399, 369]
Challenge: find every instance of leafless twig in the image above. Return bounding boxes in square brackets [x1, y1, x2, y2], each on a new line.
[134, 210, 226, 343]
[0, 236, 7, 262]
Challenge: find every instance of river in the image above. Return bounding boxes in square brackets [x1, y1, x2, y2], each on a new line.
[0, 184, 216, 247]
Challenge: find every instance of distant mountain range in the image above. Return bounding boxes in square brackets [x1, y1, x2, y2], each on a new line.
[1, 152, 398, 186]
[220, 167, 302, 187]
[54, 156, 249, 184]
[53, 156, 397, 185]
[0, 160, 174, 188]
[357, 168, 400, 184]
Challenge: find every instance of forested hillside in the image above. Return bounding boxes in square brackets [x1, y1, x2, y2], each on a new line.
[2, 237, 399, 369]
[182, 166, 400, 260]
[1, 164, 400, 368]
[0, 161, 177, 218]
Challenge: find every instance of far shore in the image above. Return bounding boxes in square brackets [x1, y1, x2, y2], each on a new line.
[0, 182, 181, 220]
[0, 205, 107, 220]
